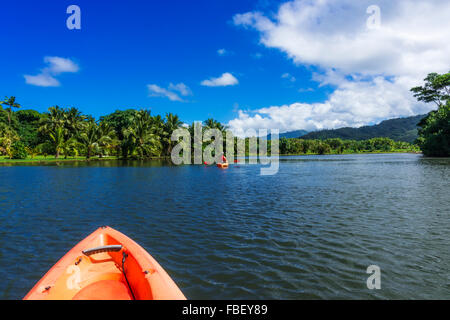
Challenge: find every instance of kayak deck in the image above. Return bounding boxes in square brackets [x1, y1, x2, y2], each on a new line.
[24, 226, 186, 300]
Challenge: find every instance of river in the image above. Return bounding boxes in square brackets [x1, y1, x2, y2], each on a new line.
[0, 153, 449, 299]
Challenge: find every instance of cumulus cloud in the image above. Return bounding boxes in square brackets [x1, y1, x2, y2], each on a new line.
[229, 76, 431, 134]
[24, 56, 79, 87]
[201, 72, 239, 87]
[229, 0, 450, 133]
[148, 82, 192, 102]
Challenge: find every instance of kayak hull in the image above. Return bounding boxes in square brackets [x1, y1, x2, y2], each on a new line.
[23, 226, 186, 300]
[217, 163, 229, 168]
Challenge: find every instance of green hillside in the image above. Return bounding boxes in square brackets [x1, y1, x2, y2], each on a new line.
[268, 129, 308, 139]
[300, 114, 426, 143]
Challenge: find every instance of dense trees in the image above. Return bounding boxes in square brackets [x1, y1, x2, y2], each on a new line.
[0, 98, 420, 161]
[122, 110, 162, 158]
[411, 72, 450, 157]
[77, 120, 116, 159]
[0, 104, 187, 160]
[415, 101, 450, 157]
[278, 137, 415, 155]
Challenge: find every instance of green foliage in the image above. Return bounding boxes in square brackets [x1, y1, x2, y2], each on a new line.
[11, 141, 28, 159]
[122, 110, 162, 159]
[15, 109, 44, 148]
[411, 72, 450, 107]
[100, 109, 139, 158]
[416, 101, 450, 156]
[77, 119, 116, 159]
[0, 122, 19, 157]
[279, 137, 415, 155]
[412, 72, 450, 157]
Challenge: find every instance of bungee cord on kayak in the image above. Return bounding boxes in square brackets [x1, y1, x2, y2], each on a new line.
[122, 251, 136, 300]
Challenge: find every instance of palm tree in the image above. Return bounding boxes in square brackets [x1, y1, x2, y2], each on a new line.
[151, 114, 166, 138]
[123, 110, 162, 159]
[77, 120, 115, 159]
[64, 107, 86, 135]
[61, 137, 80, 159]
[38, 106, 66, 135]
[163, 113, 182, 155]
[203, 118, 226, 132]
[37, 127, 66, 159]
[1, 96, 21, 126]
[97, 122, 117, 157]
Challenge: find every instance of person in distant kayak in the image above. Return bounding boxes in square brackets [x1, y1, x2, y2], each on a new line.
[221, 153, 228, 164]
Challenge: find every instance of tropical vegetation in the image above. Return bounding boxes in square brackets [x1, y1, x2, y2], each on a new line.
[411, 71, 450, 157]
[4, 72, 450, 162]
[0, 101, 186, 160]
[278, 137, 418, 155]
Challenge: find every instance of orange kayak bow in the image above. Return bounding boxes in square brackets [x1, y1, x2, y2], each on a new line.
[24, 226, 186, 300]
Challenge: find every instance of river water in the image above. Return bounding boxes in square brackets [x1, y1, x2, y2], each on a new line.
[0, 153, 449, 299]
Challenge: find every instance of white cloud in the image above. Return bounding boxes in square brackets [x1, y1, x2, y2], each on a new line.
[168, 83, 192, 96]
[233, 0, 450, 77]
[24, 56, 79, 87]
[44, 56, 79, 74]
[148, 82, 192, 102]
[217, 48, 227, 56]
[281, 72, 296, 82]
[201, 72, 239, 87]
[230, 0, 450, 133]
[24, 73, 60, 87]
[217, 48, 234, 56]
[229, 75, 430, 134]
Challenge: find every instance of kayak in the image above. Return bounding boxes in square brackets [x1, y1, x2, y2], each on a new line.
[217, 163, 229, 168]
[23, 226, 186, 300]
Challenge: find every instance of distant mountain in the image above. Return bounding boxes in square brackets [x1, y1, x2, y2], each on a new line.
[268, 129, 308, 139]
[299, 114, 426, 143]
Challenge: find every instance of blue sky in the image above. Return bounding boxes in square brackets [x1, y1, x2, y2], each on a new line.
[1, 1, 323, 124]
[1, 0, 448, 133]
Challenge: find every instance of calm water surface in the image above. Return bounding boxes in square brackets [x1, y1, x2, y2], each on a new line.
[0, 153, 449, 299]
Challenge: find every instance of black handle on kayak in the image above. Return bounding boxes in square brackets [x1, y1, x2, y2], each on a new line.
[82, 245, 123, 256]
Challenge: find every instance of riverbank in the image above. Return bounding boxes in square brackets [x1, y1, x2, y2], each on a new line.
[279, 150, 422, 156]
[0, 155, 119, 164]
[0, 151, 422, 165]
